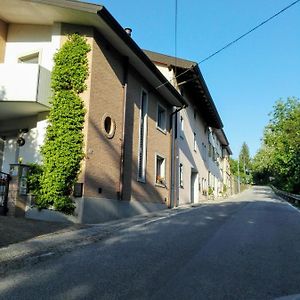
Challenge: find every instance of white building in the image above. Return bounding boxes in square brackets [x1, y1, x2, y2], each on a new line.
[144, 50, 232, 205]
[0, 11, 60, 173]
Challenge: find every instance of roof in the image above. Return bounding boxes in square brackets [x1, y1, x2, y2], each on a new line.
[144, 50, 223, 129]
[0, 0, 186, 107]
[144, 50, 195, 69]
[214, 129, 232, 154]
[144, 50, 233, 153]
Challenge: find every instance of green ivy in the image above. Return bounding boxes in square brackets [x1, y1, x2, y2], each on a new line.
[36, 34, 91, 214]
[27, 163, 43, 196]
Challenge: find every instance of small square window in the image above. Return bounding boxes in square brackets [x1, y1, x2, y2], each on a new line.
[156, 155, 166, 185]
[157, 104, 167, 132]
[18, 52, 40, 64]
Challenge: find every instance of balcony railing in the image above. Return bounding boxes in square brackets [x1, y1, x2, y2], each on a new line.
[0, 63, 51, 107]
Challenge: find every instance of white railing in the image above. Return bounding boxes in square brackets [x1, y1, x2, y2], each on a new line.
[0, 64, 51, 107]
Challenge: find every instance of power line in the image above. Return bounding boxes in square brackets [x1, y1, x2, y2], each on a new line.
[156, 0, 300, 90]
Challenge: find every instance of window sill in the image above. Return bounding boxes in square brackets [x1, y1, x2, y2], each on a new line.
[137, 178, 146, 184]
[156, 126, 167, 135]
[155, 183, 167, 188]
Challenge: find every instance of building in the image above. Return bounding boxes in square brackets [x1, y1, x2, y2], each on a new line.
[0, 0, 186, 222]
[144, 50, 232, 204]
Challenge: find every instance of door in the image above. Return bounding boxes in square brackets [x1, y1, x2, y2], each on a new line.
[191, 170, 198, 203]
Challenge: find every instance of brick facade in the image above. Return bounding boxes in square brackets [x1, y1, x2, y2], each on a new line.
[0, 19, 7, 63]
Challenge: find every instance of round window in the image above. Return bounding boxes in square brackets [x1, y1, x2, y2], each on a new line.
[104, 116, 112, 134]
[102, 114, 116, 139]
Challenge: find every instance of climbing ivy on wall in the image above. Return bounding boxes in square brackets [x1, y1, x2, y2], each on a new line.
[36, 34, 91, 214]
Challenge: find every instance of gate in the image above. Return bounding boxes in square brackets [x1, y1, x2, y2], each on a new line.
[0, 171, 10, 216]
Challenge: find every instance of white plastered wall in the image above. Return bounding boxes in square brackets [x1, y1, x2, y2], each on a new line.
[4, 23, 61, 70]
[2, 117, 48, 173]
[154, 64, 211, 205]
[177, 104, 210, 205]
[207, 130, 224, 198]
[1, 23, 62, 173]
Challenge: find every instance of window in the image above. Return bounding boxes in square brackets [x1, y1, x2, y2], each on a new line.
[137, 90, 148, 182]
[201, 143, 206, 160]
[208, 143, 212, 157]
[102, 114, 116, 139]
[155, 154, 166, 186]
[202, 178, 206, 195]
[193, 132, 197, 151]
[157, 104, 167, 132]
[180, 115, 184, 138]
[179, 163, 184, 188]
[0, 138, 4, 171]
[18, 51, 40, 64]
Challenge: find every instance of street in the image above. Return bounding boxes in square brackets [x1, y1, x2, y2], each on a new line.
[1, 186, 300, 300]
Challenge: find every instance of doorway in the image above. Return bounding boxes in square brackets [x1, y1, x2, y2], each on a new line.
[191, 169, 198, 203]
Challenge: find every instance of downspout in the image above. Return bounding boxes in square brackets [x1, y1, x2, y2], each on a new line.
[170, 104, 187, 208]
[119, 56, 129, 200]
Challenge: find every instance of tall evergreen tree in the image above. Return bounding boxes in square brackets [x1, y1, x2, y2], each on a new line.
[239, 142, 251, 183]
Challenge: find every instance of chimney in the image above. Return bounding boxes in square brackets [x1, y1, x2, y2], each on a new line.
[124, 27, 132, 37]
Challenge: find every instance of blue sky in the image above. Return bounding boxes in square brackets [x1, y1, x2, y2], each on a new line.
[87, 0, 300, 158]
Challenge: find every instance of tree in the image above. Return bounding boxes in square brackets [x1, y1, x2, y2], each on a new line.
[36, 34, 91, 213]
[252, 97, 300, 193]
[238, 142, 252, 183]
[229, 157, 238, 177]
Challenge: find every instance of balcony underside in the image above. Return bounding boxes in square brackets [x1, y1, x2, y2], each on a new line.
[0, 101, 49, 121]
[0, 101, 49, 137]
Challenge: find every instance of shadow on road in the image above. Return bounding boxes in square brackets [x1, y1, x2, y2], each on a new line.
[1, 186, 300, 300]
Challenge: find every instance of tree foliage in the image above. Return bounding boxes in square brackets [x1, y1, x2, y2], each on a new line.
[239, 142, 252, 183]
[35, 34, 91, 213]
[252, 97, 300, 193]
[230, 142, 252, 184]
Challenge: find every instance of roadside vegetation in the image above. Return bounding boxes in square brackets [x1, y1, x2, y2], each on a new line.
[252, 97, 300, 194]
[230, 142, 252, 185]
[28, 34, 91, 214]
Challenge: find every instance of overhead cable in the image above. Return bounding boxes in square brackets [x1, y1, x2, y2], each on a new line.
[156, 0, 300, 90]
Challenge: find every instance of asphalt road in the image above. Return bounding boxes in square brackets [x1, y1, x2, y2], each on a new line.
[1, 186, 300, 300]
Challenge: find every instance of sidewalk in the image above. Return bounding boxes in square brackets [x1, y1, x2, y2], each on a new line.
[0, 216, 87, 248]
[0, 192, 249, 276]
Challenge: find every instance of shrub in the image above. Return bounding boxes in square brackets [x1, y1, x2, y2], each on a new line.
[27, 163, 43, 196]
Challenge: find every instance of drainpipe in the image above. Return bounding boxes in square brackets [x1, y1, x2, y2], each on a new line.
[119, 57, 129, 200]
[170, 104, 187, 208]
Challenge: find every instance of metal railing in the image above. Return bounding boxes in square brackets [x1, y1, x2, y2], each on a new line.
[271, 185, 300, 205]
[0, 171, 11, 215]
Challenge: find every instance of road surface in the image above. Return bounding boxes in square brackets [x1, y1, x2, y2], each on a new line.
[1, 186, 300, 300]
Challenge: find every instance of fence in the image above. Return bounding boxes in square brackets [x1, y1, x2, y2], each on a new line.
[271, 185, 300, 205]
[0, 171, 10, 215]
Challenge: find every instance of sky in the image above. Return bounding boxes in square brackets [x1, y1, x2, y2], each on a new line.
[86, 0, 300, 158]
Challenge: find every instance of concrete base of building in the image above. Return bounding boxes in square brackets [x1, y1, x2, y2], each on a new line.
[25, 197, 167, 224]
[79, 197, 167, 224]
[25, 207, 79, 223]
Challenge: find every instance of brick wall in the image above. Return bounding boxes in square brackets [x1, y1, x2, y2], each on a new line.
[0, 19, 7, 63]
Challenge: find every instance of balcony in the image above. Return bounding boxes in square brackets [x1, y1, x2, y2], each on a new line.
[0, 64, 51, 122]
